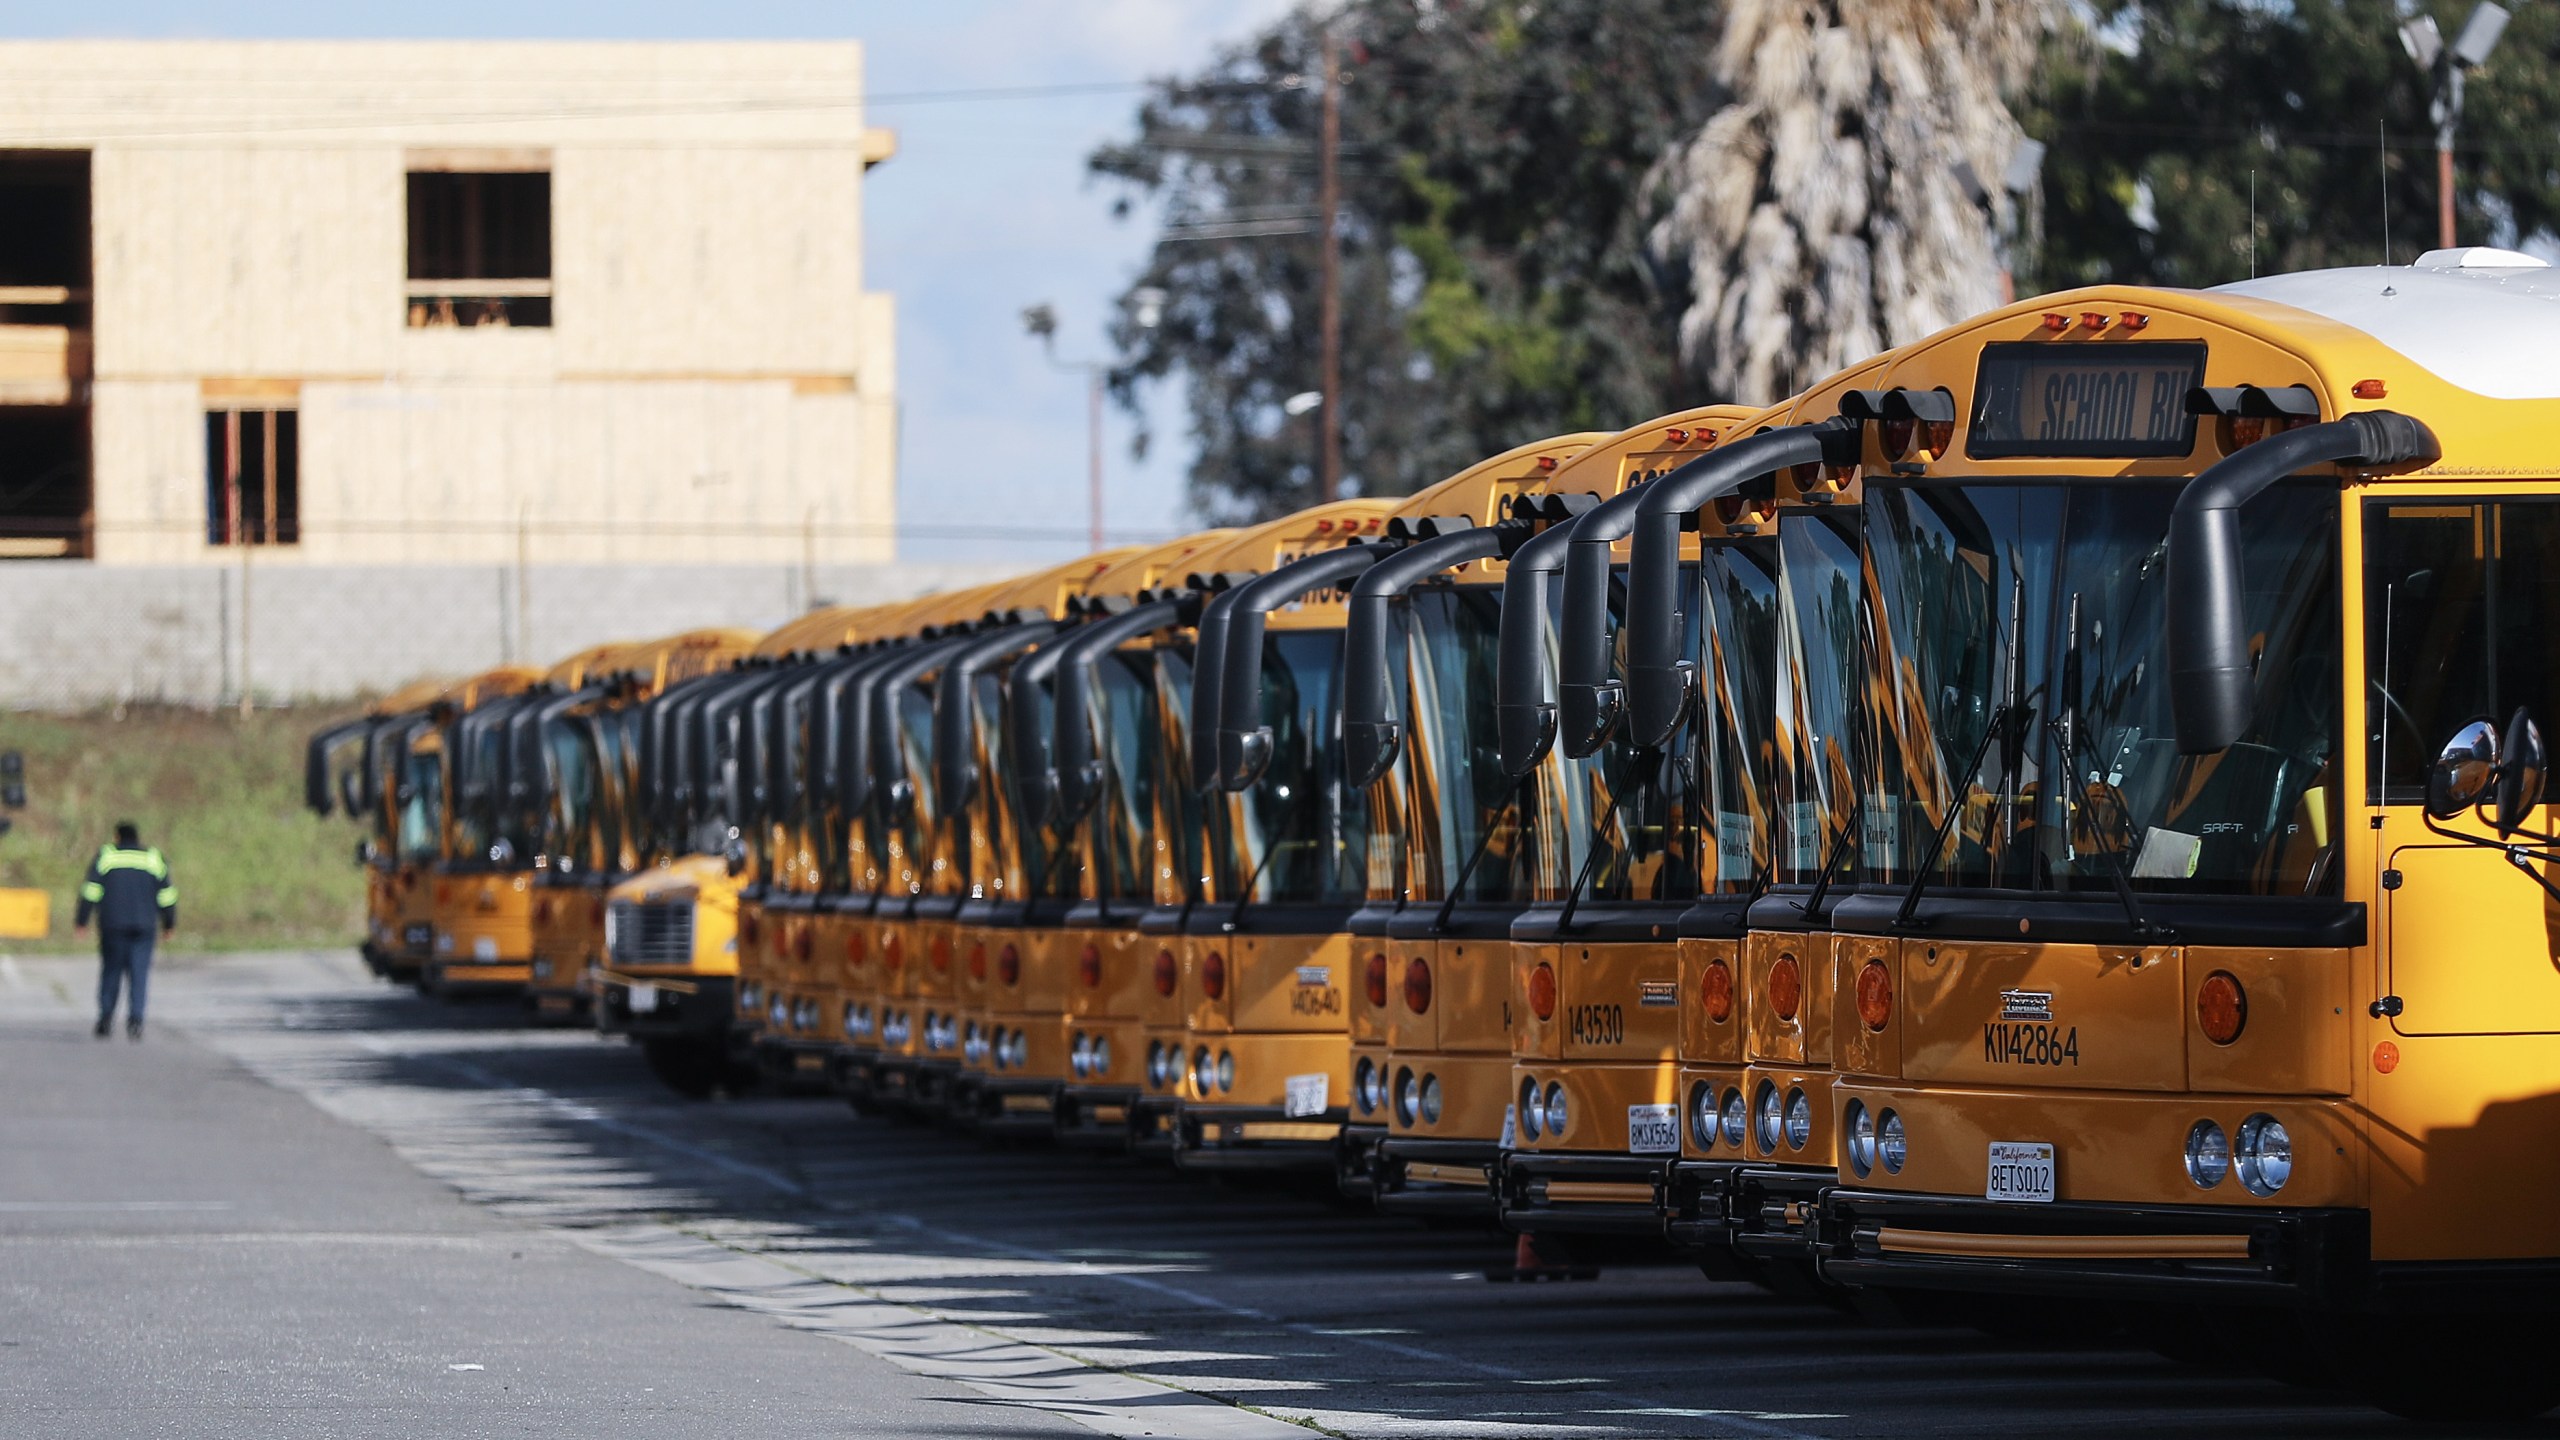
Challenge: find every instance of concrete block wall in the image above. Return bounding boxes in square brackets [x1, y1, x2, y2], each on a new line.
[0, 561, 1015, 708]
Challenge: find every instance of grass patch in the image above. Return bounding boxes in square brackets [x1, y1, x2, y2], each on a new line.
[0, 703, 370, 952]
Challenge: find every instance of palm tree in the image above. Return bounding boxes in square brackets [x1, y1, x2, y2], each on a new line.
[1646, 0, 2054, 405]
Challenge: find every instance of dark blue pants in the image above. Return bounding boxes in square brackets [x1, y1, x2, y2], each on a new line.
[98, 928, 155, 1024]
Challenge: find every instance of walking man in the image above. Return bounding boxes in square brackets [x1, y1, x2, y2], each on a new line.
[75, 821, 176, 1041]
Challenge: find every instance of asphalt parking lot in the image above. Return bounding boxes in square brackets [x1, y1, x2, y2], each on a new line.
[0, 950, 2526, 1438]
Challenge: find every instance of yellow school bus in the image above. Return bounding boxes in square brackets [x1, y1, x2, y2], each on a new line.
[1330, 432, 1610, 1210]
[1803, 252, 2560, 1419]
[938, 549, 1146, 1127]
[830, 581, 1016, 1109]
[1588, 361, 1898, 1280]
[527, 630, 759, 1024]
[1180, 498, 1398, 1168]
[973, 531, 1236, 1138]
[867, 560, 1126, 1114]
[305, 676, 455, 984]
[423, 648, 621, 1000]
[1486, 405, 1773, 1248]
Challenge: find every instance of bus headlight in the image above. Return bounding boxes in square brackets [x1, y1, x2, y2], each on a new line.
[1091, 1036, 1111, 1078]
[1394, 1067, 1418, 1127]
[769, 996, 789, 1028]
[1146, 1040, 1168, 1088]
[1518, 1076, 1544, 1141]
[1689, 1081, 1718, 1150]
[1192, 1046, 1216, 1097]
[739, 982, 760, 1013]
[1216, 1050, 1235, 1094]
[2236, 1114, 2291, 1196]
[1878, 1109, 1907, 1174]
[1844, 1100, 1875, 1176]
[1542, 1081, 1568, 1139]
[1071, 1033, 1092, 1077]
[2185, 1118, 2230, 1189]
[1753, 1080, 1783, 1155]
[1784, 1088, 1813, 1151]
[1008, 1030, 1030, 1070]
[1719, 1088, 1747, 1149]
[1353, 1056, 1379, 1115]
[1419, 1074, 1443, 1126]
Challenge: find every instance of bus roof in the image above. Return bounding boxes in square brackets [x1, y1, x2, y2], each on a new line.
[2215, 250, 2560, 401]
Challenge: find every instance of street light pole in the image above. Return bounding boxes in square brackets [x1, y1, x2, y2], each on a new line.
[2403, 3, 2510, 251]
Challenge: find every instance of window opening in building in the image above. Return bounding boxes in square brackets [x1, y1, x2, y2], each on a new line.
[406, 170, 551, 328]
[205, 409, 299, 546]
[0, 150, 93, 557]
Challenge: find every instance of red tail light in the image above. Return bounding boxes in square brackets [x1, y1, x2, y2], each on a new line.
[1364, 952, 1388, 1008]
[794, 926, 813, 963]
[1527, 961, 1556, 1021]
[1767, 954, 1802, 1022]
[968, 943, 987, 981]
[1701, 959, 1734, 1023]
[1402, 957, 1432, 1015]
[931, 935, 951, 972]
[1856, 959, 1893, 1031]
[1153, 948, 1177, 996]
[846, 930, 867, 968]
[588, 899, 604, 926]
[740, 912, 760, 948]
[535, 898, 553, 925]
[884, 934, 904, 971]
[998, 944, 1020, 987]
[1079, 944, 1102, 988]
[1201, 951, 1227, 1001]
[2198, 971, 2248, 1045]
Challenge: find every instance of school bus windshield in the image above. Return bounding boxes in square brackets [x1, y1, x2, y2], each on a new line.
[1862, 479, 2341, 897]
[1407, 588, 1534, 902]
[1092, 648, 1163, 904]
[400, 750, 443, 866]
[1212, 630, 1367, 905]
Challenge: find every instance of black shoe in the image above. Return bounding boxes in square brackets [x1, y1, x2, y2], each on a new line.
[93, 1015, 110, 1039]
[127, 1020, 143, 1042]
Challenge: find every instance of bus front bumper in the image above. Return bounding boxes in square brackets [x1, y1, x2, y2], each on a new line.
[1815, 1189, 2373, 1306]
[597, 974, 732, 1041]
[1498, 1152, 1668, 1237]
[1177, 1103, 1344, 1172]
[1376, 1135, 1500, 1218]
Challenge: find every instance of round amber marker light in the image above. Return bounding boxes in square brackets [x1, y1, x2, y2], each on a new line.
[1364, 952, 1389, 1009]
[1077, 943, 1101, 988]
[998, 944, 1021, 987]
[1202, 950, 1227, 1001]
[1856, 959, 1893, 1031]
[968, 943, 988, 981]
[846, 931, 867, 967]
[2198, 970, 2248, 1045]
[1528, 961, 1557, 1022]
[1767, 955, 1803, 1022]
[1152, 948, 1178, 997]
[2374, 1041, 2401, 1074]
[1403, 957, 1433, 1016]
[1701, 959, 1735, 1024]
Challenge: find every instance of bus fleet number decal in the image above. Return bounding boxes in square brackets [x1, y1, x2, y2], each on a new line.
[1983, 1021, 2080, 1066]
[1568, 1004, 1624, 1047]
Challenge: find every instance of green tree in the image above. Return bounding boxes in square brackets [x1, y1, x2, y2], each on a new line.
[1091, 0, 1723, 523]
[2025, 1, 2560, 291]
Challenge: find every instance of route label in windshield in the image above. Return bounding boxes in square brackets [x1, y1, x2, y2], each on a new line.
[1966, 341, 2206, 459]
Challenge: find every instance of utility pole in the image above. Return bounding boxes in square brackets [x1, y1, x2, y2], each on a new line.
[1023, 292, 1161, 551]
[1315, 25, 1343, 505]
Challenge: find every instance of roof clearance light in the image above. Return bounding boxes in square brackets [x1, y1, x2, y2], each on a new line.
[1536, 455, 1559, 471]
[2078, 312, 2111, 332]
[1313, 519, 1333, 533]
[2040, 312, 2071, 333]
[1664, 428, 1691, 445]
[2119, 312, 2150, 332]
[2353, 378, 2388, 399]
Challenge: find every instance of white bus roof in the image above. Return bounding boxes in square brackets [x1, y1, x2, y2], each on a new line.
[2213, 249, 2560, 401]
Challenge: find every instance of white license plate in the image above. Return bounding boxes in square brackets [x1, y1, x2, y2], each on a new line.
[1626, 1103, 1679, 1155]
[627, 982, 659, 1014]
[1986, 1141, 2055, 1203]
[1282, 1072, 1329, 1118]
[472, 935, 499, 962]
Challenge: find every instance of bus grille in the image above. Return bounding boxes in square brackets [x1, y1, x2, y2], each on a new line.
[605, 899, 694, 967]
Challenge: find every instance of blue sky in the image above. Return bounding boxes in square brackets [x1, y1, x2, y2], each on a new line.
[0, 1, 1295, 563]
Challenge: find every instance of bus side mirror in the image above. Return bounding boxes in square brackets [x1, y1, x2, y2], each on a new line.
[2425, 719, 2499, 820]
[2496, 709, 2546, 836]
[0, 783, 23, 811]
[0, 751, 22, 809]
[355, 839, 378, 867]
[722, 832, 749, 877]
[886, 778, 916, 825]
[339, 769, 363, 815]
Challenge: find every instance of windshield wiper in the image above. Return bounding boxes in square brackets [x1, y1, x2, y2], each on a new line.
[1893, 701, 2020, 929]
[1434, 772, 1530, 934]
[1557, 747, 1665, 934]
[2050, 591, 2166, 941]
